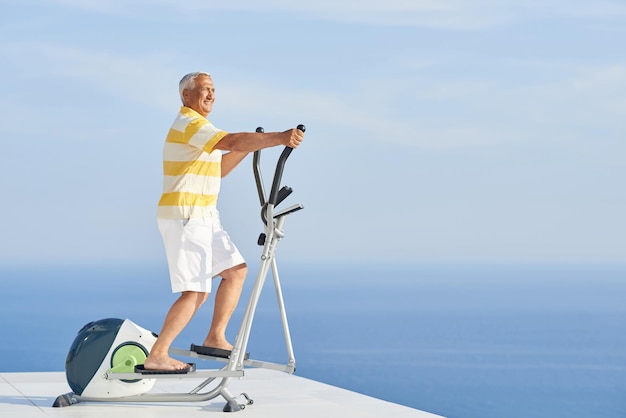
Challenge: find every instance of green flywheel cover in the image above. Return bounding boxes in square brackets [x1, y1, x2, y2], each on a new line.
[109, 343, 148, 373]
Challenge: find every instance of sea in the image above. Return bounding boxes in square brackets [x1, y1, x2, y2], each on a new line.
[0, 261, 624, 418]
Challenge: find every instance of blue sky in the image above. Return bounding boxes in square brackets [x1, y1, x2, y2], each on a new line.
[1, 0, 625, 264]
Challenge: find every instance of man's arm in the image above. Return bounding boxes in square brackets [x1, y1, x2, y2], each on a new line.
[214, 128, 304, 152]
[221, 151, 249, 177]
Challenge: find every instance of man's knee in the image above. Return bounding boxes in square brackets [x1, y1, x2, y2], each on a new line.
[181, 291, 209, 306]
[221, 263, 247, 282]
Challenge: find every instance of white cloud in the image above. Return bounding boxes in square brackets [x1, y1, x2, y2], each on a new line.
[39, 0, 626, 29]
[2, 34, 624, 153]
[216, 57, 626, 150]
[516, 0, 626, 19]
[1, 41, 178, 110]
[511, 64, 626, 132]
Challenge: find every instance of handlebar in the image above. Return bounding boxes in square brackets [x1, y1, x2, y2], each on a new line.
[268, 124, 305, 206]
[253, 127, 266, 207]
[253, 124, 305, 226]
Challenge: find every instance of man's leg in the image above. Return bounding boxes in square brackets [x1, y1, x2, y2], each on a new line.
[203, 263, 247, 350]
[144, 291, 208, 370]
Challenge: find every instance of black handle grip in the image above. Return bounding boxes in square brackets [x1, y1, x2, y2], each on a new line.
[253, 127, 266, 206]
[268, 124, 305, 205]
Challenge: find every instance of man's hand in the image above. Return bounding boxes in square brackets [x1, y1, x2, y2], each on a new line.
[282, 128, 304, 148]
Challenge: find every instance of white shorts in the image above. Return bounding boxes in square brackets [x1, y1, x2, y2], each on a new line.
[157, 210, 245, 293]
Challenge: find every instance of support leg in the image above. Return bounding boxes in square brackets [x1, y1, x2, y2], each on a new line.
[221, 387, 253, 412]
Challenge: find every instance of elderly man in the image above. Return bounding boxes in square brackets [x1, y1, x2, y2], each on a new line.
[144, 72, 304, 371]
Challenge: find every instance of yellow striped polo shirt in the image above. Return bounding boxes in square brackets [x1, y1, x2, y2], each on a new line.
[157, 106, 229, 219]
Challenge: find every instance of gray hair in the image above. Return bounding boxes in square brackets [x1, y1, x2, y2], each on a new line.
[179, 72, 211, 103]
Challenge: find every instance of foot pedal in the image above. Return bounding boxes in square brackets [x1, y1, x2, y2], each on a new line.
[191, 344, 250, 360]
[134, 363, 196, 375]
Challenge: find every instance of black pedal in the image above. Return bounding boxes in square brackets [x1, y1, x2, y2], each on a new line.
[191, 344, 250, 360]
[134, 363, 196, 375]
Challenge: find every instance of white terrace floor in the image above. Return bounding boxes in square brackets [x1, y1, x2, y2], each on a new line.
[0, 368, 444, 418]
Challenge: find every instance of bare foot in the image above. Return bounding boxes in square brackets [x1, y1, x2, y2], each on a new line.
[143, 354, 189, 371]
[202, 337, 233, 351]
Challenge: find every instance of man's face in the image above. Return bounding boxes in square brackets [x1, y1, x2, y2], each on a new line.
[183, 74, 215, 117]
